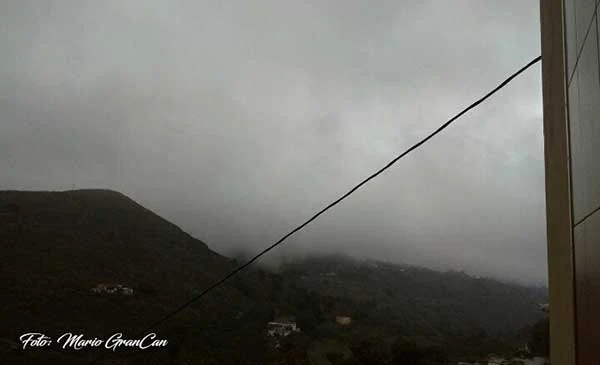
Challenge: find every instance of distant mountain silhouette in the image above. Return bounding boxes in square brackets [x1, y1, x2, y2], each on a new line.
[0, 189, 547, 364]
[278, 254, 547, 338]
[0, 189, 246, 363]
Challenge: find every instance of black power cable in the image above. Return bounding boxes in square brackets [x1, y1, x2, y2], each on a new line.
[129, 55, 542, 340]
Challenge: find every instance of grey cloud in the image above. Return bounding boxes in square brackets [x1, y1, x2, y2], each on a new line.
[0, 0, 546, 284]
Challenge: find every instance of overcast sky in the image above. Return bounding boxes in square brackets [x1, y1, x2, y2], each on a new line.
[0, 1, 546, 285]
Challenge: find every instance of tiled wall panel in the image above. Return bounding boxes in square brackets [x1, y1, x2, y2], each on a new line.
[566, 1, 600, 364]
[566, 0, 578, 80]
[574, 0, 597, 52]
[569, 14, 600, 222]
[574, 211, 600, 364]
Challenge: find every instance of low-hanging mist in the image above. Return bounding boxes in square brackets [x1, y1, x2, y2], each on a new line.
[0, 0, 546, 285]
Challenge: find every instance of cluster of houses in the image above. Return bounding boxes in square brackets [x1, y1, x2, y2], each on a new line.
[91, 283, 134, 295]
[263, 315, 547, 365]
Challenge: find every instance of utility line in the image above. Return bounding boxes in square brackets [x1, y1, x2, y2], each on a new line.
[131, 55, 542, 338]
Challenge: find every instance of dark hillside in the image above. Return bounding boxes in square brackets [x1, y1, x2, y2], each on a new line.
[0, 190, 259, 363]
[278, 255, 547, 338]
[1, 190, 548, 364]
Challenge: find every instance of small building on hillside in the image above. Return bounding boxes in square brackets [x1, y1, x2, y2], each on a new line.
[335, 316, 352, 325]
[266, 317, 300, 338]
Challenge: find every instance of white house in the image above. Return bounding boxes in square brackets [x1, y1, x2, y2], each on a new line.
[266, 317, 300, 338]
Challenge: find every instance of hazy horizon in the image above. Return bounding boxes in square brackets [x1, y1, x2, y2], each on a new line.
[1, 1, 547, 285]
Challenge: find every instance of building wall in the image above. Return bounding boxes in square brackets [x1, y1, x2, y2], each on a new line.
[541, 0, 600, 364]
[565, 1, 600, 363]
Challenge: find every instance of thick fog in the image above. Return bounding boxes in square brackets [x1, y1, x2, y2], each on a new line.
[0, 1, 547, 285]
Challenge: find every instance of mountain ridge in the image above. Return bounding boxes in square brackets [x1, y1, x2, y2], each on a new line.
[0, 189, 547, 364]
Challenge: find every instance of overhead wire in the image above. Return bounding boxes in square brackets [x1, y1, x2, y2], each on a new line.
[128, 55, 542, 339]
